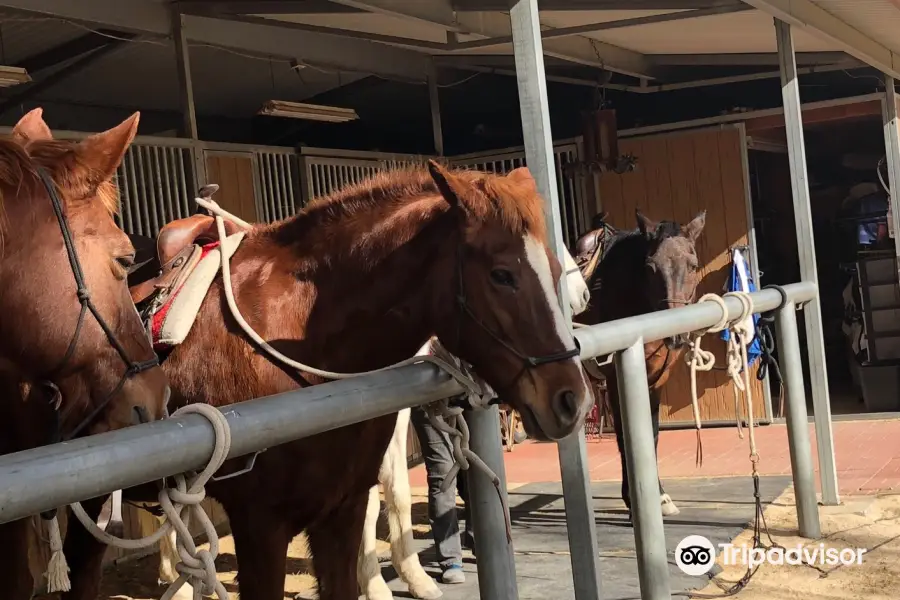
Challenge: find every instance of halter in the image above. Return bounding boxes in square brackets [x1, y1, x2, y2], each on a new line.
[453, 243, 580, 389]
[36, 168, 160, 442]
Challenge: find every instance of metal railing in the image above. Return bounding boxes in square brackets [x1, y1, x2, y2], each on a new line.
[0, 282, 826, 600]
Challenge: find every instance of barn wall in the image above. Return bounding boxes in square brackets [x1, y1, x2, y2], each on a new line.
[598, 125, 767, 424]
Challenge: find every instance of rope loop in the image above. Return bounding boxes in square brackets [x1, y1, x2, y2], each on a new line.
[65, 403, 232, 600]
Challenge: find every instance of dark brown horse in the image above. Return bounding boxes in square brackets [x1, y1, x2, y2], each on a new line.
[0, 109, 170, 599]
[575, 209, 705, 517]
[61, 162, 593, 600]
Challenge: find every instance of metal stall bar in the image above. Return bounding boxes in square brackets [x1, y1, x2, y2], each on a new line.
[616, 340, 671, 600]
[0, 283, 823, 540]
[883, 75, 900, 267]
[508, 2, 602, 599]
[775, 19, 839, 505]
[467, 407, 518, 599]
[775, 301, 821, 539]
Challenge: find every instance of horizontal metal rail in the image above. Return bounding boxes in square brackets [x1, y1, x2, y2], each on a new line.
[0, 282, 817, 525]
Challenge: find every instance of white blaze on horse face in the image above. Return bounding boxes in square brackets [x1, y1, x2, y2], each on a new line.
[523, 235, 578, 356]
[563, 248, 590, 316]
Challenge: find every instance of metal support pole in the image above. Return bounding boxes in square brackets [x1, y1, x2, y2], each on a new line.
[616, 340, 671, 600]
[775, 18, 839, 505]
[774, 302, 821, 538]
[883, 75, 900, 267]
[508, 1, 602, 598]
[172, 9, 206, 192]
[467, 406, 519, 600]
[428, 60, 444, 156]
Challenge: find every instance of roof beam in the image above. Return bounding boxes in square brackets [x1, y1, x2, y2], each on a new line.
[0, 0, 432, 80]
[173, 1, 363, 15]
[742, 0, 900, 79]
[651, 51, 850, 66]
[449, 0, 744, 9]
[329, 0, 656, 79]
[15, 28, 123, 73]
[449, 5, 751, 51]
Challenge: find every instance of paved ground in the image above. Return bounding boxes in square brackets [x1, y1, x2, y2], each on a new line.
[410, 419, 900, 495]
[376, 476, 791, 600]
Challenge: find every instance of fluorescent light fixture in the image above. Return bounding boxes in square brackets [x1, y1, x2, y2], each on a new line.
[0, 65, 31, 88]
[257, 100, 359, 123]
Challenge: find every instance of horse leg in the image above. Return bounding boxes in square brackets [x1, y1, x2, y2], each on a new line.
[358, 484, 393, 600]
[650, 388, 679, 517]
[0, 518, 35, 600]
[309, 490, 371, 600]
[228, 507, 291, 600]
[61, 495, 109, 600]
[382, 411, 441, 600]
[605, 372, 631, 513]
[105, 489, 125, 538]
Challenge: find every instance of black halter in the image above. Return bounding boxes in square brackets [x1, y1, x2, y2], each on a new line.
[453, 243, 580, 391]
[36, 168, 160, 442]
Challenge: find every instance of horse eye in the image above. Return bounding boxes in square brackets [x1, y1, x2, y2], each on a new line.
[490, 268, 516, 287]
[116, 254, 135, 270]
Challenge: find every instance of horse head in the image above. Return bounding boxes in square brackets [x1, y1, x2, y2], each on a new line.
[635, 208, 706, 348]
[426, 161, 593, 441]
[0, 108, 169, 437]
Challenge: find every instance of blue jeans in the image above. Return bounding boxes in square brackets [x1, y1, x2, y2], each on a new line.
[410, 406, 472, 569]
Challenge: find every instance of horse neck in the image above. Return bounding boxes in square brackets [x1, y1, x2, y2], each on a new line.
[592, 232, 654, 320]
[226, 199, 460, 377]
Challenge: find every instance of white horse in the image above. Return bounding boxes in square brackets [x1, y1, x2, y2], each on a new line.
[124, 248, 592, 600]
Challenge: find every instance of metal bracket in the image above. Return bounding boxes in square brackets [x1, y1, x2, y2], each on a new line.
[210, 449, 265, 482]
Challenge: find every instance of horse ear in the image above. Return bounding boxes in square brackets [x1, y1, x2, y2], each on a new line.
[427, 159, 473, 210]
[635, 209, 656, 235]
[683, 210, 706, 242]
[506, 166, 538, 195]
[74, 112, 140, 188]
[11, 108, 53, 144]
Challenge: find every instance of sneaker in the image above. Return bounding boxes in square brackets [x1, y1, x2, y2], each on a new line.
[441, 565, 466, 584]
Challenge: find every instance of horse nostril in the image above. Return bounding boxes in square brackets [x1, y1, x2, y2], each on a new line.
[554, 389, 579, 425]
[132, 405, 150, 425]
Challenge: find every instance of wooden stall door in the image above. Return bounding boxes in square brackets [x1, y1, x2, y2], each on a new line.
[205, 151, 259, 223]
[598, 125, 767, 425]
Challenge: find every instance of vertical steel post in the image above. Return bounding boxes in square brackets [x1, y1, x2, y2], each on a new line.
[616, 340, 671, 600]
[171, 9, 206, 193]
[774, 302, 821, 538]
[775, 18, 839, 505]
[883, 75, 900, 267]
[467, 406, 519, 600]
[428, 60, 445, 156]
[508, 1, 602, 599]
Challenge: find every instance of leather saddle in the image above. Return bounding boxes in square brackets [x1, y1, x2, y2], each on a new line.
[129, 184, 248, 307]
[573, 213, 617, 283]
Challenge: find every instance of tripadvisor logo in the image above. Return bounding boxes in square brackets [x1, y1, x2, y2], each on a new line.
[675, 535, 868, 576]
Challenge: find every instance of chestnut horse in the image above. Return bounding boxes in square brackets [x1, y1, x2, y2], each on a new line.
[61, 161, 593, 600]
[129, 243, 590, 600]
[0, 109, 170, 599]
[575, 209, 705, 517]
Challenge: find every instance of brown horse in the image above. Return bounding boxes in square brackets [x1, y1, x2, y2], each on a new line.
[575, 209, 705, 517]
[61, 162, 593, 600]
[0, 109, 170, 599]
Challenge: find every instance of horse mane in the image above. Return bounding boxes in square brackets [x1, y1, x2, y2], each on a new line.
[289, 165, 548, 243]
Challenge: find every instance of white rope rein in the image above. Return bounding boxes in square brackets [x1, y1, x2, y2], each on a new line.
[53, 403, 231, 600]
[684, 291, 758, 469]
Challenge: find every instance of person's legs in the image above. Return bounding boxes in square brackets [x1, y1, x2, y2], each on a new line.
[410, 406, 465, 583]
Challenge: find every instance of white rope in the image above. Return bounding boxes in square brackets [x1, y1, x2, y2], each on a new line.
[66, 403, 232, 600]
[723, 291, 758, 464]
[684, 294, 729, 466]
[194, 196, 483, 397]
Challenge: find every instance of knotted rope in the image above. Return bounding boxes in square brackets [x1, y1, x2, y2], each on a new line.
[684, 294, 729, 467]
[420, 339, 514, 542]
[63, 403, 231, 600]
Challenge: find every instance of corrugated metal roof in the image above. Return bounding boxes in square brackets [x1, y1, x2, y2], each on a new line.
[811, 0, 900, 54]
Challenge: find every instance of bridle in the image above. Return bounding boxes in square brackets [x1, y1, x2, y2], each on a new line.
[452, 242, 580, 394]
[36, 168, 160, 442]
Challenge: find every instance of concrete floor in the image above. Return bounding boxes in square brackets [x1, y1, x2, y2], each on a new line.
[366, 475, 790, 600]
